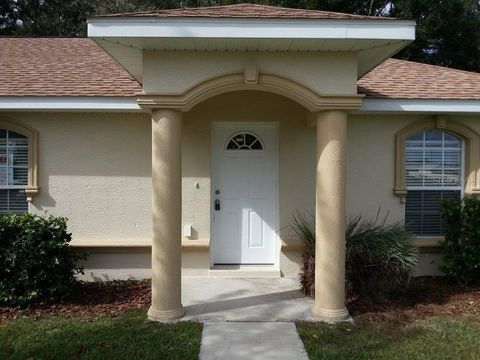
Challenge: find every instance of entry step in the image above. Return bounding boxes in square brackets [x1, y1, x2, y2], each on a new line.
[208, 265, 281, 278]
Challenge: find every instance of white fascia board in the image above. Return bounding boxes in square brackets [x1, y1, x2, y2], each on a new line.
[360, 99, 480, 114]
[88, 17, 415, 41]
[0, 97, 142, 112]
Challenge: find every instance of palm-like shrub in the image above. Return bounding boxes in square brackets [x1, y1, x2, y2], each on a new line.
[291, 211, 315, 297]
[292, 210, 418, 300]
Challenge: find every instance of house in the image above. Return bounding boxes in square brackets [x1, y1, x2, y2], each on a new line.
[1, 3, 480, 322]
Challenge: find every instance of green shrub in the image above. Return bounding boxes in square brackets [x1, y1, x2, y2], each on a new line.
[0, 213, 86, 307]
[292, 210, 418, 300]
[291, 211, 315, 297]
[440, 198, 480, 285]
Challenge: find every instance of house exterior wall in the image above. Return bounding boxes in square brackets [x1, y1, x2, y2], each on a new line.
[142, 51, 358, 95]
[3, 102, 480, 280]
[2, 112, 153, 246]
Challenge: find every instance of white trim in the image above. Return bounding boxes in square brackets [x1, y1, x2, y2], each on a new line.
[3, 97, 480, 114]
[361, 98, 480, 114]
[88, 17, 415, 41]
[0, 97, 142, 112]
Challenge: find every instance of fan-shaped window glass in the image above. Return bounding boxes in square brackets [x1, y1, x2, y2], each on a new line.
[226, 132, 263, 150]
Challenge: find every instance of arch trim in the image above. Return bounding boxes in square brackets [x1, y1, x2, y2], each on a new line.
[137, 71, 363, 112]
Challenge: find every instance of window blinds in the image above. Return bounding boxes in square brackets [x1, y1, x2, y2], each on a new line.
[405, 130, 462, 236]
[0, 130, 28, 214]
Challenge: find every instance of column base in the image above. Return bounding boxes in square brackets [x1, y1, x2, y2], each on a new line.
[311, 305, 352, 323]
[148, 305, 185, 322]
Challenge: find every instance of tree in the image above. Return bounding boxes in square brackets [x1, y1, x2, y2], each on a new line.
[1, 0, 479, 72]
[392, 0, 480, 72]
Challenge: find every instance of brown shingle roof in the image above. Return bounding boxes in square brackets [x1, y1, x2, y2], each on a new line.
[100, 3, 385, 20]
[1, 38, 479, 100]
[358, 58, 480, 100]
[0, 37, 141, 97]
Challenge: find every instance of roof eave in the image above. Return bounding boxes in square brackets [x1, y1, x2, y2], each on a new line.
[88, 17, 415, 83]
[359, 98, 480, 114]
[87, 17, 416, 40]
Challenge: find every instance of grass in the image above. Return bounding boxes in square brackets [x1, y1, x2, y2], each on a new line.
[297, 316, 480, 360]
[0, 308, 202, 360]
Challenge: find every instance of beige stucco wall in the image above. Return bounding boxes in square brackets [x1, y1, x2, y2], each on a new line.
[2, 112, 153, 246]
[347, 114, 480, 220]
[143, 51, 358, 95]
[3, 107, 480, 280]
[183, 91, 313, 246]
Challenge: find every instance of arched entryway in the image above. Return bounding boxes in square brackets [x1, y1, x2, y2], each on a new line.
[138, 69, 363, 322]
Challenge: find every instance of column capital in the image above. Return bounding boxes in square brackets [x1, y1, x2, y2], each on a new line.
[308, 109, 350, 127]
[151, 108, 184, 120]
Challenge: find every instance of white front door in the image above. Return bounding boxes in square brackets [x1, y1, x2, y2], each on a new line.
[212, 123, 278, 265]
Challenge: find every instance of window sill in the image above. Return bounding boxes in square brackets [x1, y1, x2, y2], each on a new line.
[25, 186, 40, 202]
[414, 236, 443, 250]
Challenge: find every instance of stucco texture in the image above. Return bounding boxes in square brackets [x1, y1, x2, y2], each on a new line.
[3, 112, 152, 246]
[143, 51, 358, 95]
[3, 106, 480, 279]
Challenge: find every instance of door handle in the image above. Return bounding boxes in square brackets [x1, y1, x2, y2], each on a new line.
[214, 199, 221, 211]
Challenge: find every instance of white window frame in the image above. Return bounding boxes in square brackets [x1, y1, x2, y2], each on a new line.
[405, 131, 465, 195]
[0, 129, 30, 214]
[405, 130, 465, 237]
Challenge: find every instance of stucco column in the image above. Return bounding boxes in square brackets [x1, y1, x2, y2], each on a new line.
[312, 110, 350, 322]
[148, 109, 185, 321]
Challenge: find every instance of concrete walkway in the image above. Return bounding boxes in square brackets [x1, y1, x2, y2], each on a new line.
[199, 322, 309, 360]
[181, 277, 312, 359]
[182, 277, 315, 321]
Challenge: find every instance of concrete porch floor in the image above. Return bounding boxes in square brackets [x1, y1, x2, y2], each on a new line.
[181, 277, 316, 322]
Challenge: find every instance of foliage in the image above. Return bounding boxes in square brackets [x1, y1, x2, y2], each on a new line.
[291, 211, 315, 297]
[297, 317, 480, 360]
[1, 1, 479, 72]
[0, 308, 203, 360]
[391, 0, 480, 72]
[345, 212, 418, 299]
[292, 210, 418, 300]
[440, 198, 480, 285]
[0, 213, 86, 307]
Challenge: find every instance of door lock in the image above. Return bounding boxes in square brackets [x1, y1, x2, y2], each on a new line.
[214, 199, 221, 211]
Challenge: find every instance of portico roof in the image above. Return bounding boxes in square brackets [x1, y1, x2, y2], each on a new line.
[99, 3, 386, 20]
[87, 3, 415, 81]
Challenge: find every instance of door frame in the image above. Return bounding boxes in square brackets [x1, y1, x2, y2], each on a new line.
[210, 121, 280, 268]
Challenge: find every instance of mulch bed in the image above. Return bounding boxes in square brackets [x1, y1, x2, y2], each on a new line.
[348, 277, 480, 326]
[0, 280, 151, 322]
[1, 277, 479, 323]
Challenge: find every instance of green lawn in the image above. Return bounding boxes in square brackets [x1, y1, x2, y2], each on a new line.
[297, 316, 480, 360]
[0, 309, 202, 360]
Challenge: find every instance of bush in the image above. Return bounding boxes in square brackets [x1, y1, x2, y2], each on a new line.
[292, 210, 418, 300]
[0, 213, 86, 307]
[440, 198, 480, 285]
